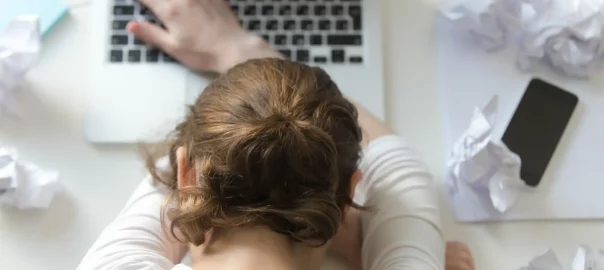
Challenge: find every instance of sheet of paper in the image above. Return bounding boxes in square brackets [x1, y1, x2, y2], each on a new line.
[0, 147, 61, 209]
[0, 16, 41, 115]
[445, 96, 528, 221]
[440, 0, 604, 78]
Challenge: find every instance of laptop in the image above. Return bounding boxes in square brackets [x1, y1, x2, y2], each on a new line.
[86, 0, 385, 143]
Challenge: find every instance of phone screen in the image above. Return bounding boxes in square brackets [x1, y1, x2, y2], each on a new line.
[501, 79, 578, 187]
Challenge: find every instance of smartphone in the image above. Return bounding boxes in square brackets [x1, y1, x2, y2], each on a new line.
[502, 79, 578, 187]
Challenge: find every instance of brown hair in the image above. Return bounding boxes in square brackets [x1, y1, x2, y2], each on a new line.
[146, 58, 362, 247]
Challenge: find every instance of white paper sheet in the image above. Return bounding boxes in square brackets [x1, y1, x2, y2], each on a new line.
[0, 147, 61, 209]
[520, 245, 604, 270]
[440, 0, 604, 78]
[445, 96, 528, 221]
[0, 16, 41, 115]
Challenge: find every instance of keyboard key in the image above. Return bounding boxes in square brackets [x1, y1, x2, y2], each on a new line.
[231, 5, 239, 15]
[327, 35, 362, 45]
[296, 5, 309, 15]
[310, 35, 322, 45]
[296, 50, 309, 62]
[110, 50, 123, 62]
[248, 20, 261, 30]
[279, 5, 292, 15]
[314, 56, 327, 63]
[133, 38, 145, 45]
[112, 20, 128, 30]
[284, 20, 296, 30]
[163, 53, 177, 62]
[292, 35, 305, 46]
[349, 5, 362, 30]
[332, 49, 345, 63]
[266, 20, 279, 30]
[301, 20, 313, 30]
[244, 5, 257, 15]
[128, 50, 141, 62]
[331, 5, 344, 16]
[275, 34, 287, 45]
[146, 49, 160, 62]
[113, 5, 134, 15]
[336, 20, 349, 30]
[261, 35, 270, 42]
[279, 49, 292, 59]
[341, 0, 361, 1]
[111, 35, 128, 45]
[314, 5, 327, 15]
[140, 6, 151, 15]
[350, 56, 363, 63]
[262, 5, 275, 15]
[318, 20, 331, 30]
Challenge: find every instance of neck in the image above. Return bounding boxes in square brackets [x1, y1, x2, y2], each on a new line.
[190, 226, 328, 270]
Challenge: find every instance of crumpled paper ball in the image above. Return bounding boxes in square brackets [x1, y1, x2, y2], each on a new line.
[441, 0, 604, 78]
[445, 96, 528, 221]
[520, 245, 604, 270]
[0, 15, 41, 114]
[0, 147, 61, 209]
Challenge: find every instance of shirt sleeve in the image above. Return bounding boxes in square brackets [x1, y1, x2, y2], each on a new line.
[77, 176, 191, 270]
[355, 135, 445, 270]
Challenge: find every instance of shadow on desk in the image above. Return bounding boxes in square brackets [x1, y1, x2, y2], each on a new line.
[1, 191, 76, 241]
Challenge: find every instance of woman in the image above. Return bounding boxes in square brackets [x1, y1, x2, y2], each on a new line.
[78, 0, 474, 269]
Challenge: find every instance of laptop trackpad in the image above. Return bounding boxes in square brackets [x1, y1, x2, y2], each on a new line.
[85, 65, 187, 143]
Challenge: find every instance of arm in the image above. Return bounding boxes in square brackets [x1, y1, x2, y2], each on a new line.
[348, 87, 446, 270]
[78, 177, 189, 270]
[331, 103, 446, 270]
[357, 135, 445, 270]
[353, 101, 394, 147]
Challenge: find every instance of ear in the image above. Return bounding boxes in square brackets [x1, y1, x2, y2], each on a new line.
[176, 146, 196, 189]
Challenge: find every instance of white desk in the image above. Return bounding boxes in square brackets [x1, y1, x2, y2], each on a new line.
[1, 1, 603, 270]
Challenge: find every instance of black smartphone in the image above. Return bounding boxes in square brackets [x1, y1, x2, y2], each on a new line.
[502, 78, 578, 187]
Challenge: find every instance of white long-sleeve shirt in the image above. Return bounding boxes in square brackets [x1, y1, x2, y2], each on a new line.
[78, 135, 445, 270]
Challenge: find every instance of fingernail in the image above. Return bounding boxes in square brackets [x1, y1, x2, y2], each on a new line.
[126, 21, 137, 33]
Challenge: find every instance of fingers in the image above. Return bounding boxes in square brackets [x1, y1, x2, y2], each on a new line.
[446, 241, 475, 270]
[127, 21, 175, 52]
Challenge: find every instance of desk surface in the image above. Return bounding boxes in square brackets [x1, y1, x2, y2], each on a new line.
[1, 1, 604, 270]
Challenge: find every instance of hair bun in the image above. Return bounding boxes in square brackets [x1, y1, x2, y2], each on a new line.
[148, 59, 363, 247]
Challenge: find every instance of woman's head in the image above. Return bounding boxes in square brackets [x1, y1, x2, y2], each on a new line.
[148, 58, 363, 247]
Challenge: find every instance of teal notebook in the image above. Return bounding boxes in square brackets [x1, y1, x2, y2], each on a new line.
[1, 0, 69, 37]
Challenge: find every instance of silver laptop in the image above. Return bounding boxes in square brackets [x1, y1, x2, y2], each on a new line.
[86, 0, 385, 143]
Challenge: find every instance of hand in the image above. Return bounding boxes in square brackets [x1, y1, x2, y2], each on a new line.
[446, 241, 475, 270]
[128, 0, 281, 73]
[329, 208, 363, 269]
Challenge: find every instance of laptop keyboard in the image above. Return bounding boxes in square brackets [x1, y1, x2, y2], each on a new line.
[108, 0, 364, 65]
